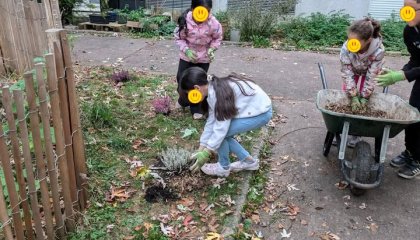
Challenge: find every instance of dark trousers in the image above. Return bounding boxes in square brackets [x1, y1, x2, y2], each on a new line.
[405, 81, 420, 162]
[176, 59, 210, 115]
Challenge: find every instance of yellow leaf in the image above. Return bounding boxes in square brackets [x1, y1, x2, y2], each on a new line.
[251, 238, 261, 240]
[206, 232, 222, 240]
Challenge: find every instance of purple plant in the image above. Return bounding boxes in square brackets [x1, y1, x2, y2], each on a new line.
[152, 96, 171, 115]
[111, 70, 130, 83]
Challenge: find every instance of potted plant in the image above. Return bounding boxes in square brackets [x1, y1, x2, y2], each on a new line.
[229, 13, 241, 42]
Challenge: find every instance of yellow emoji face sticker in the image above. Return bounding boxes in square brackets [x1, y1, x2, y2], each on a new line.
[400, 6, 416, 22]
[193, 6, 209, 23]
[188, 89, 203, 104]
[347, 39, 361, 53]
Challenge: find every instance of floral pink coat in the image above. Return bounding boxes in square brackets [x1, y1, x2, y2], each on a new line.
[174, 11, 223, 63]
[340, 37, 385, 98]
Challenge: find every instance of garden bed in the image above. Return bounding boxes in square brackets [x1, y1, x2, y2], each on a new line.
[69, 66, 260, 239]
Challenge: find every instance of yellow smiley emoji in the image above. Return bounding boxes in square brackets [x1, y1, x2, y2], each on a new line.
[347, 39, 361, 53]
[400, 6, 416, 22]
[188, 89, 202, 104]
[193, 6, 209, 23]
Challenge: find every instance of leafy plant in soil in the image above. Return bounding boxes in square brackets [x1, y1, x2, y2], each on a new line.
[160, 147, 192, 172]
[111, 70, 130, 83]
[152, 96, 171, 115]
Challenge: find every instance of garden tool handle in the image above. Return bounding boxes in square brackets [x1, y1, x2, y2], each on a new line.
[318, 63, 328, 90]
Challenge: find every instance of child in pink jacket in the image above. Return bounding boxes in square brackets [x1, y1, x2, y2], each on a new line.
[175, 0, 223, 120]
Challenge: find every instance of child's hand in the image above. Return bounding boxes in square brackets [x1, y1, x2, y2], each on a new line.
[351, 96, 361, 112]
[207, 48, 216, 62]
[359, 97, 368, 110]
[189, 149, 211, 172]
[185, 49, 198, 63]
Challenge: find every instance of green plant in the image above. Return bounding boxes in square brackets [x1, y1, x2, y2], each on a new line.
[88, 101, 115, 128]
[160, 147, 192, 172]
[59, 0, 84, 24]
[381, 15, 407, 52]
[127, 9, 145, 21]
[251, 35, 271, 48]
[232, 0, 291, 41]
[279, 11, 351, 49]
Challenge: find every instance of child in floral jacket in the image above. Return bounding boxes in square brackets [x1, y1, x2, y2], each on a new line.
[174, 0, 223, 120]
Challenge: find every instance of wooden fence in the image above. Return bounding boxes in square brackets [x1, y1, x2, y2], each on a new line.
[0, 0, 62, 75]
[0, 31, 87, 240]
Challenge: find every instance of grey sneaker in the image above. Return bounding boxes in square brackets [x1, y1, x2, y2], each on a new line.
[332, 136, 361, 148]
[230, 159, 259, 172]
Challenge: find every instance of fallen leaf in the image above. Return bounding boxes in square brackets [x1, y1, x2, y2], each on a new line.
[359, 203, 367, 209]
[106, 185, 135, 203]
[280, 229, 291, 238]
[106, 224, 115, 233]
[132, 139, 144, 150]
[251, 214, 260, 224]
[206, 232, 222, 240]
[319, 232, 341, 240]
[183, 215, 193, 226]
[160, 223, 174, 236]
[179, 197, 195, 207]
[315, 206, 324, 210]
[123, 236, 135, 240]
[278, 223, 285, 229]
[335, 181, 349, 190]
[204, 203, 215, 212]
[286, 204, 300, 216]
[301, 220, 308, 225]
[368, 223, 378, 234]
[287, 184, 299, 191]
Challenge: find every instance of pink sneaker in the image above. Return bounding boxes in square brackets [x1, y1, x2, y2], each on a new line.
[230, 159, 259, 172]
[201, 163, 230, 177]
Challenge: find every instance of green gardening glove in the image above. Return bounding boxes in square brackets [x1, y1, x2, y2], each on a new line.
[359, 97, 368, 110]
[351, 96, 361, 112]
[189, 149, 211, 173]
[376, 70, 405, 87]
[185, 48, 197, 63]
[207, 48, 216, 62]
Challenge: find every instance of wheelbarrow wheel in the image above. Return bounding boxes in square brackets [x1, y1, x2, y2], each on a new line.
[323, 131, 335, 157]
[350, 141, 373, 196]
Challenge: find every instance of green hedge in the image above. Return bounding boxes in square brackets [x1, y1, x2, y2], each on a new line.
[278, 12, 407, 53]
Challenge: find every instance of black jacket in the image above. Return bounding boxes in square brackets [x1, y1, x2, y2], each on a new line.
[403, 25, 420, 108]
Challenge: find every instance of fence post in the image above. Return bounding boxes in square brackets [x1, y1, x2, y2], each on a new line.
[44, 53, 66, 238]
[60, 30, 88, 210]
[2, 87, 34, 240]
[0, 176, 13, 240]
[47, 53, 76, 232]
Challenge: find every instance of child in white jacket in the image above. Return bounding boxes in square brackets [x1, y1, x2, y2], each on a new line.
[180, 67, 272, 177]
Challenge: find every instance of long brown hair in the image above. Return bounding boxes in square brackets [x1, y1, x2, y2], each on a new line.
[180, 67, 255, 121]
[349, 17, 381, 40]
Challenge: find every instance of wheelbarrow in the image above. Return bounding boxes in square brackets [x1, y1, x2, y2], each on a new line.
[316, 63, 420, 195]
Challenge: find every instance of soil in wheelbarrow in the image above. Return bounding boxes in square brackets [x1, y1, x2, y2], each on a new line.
[326, 103, 390, 119]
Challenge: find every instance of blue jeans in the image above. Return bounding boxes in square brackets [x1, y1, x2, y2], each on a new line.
[218, 108, 273, 168]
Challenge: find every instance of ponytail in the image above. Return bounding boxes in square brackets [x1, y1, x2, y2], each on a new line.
[349, 17, 381, 40]
[177, 8, 191, 38]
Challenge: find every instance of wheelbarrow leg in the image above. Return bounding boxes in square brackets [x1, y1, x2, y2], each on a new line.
[339, 122, 350, 160]
[323, 131, 335, 157]
[378, 125, 391, 164]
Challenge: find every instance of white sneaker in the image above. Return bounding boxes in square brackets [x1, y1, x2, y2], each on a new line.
[230, 159, 259, 172]
[200, 162, 230, 177]
[193, 113, 205, 120]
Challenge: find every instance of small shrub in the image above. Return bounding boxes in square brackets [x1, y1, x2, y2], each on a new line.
[111, 70, 130, 83]
[381, 15, 406, 52]
[152, 96, 171, 115]
[251, 35, 271, 48]
[89, 101, 115, 128]
[160, 147, 192, 172]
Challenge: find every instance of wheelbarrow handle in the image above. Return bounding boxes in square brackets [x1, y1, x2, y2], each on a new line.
[318, 63, 328, 90]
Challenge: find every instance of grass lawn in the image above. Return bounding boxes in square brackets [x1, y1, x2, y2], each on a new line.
[69, 66, 263, 239]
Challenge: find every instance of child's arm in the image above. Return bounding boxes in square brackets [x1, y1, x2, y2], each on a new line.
[209, 19, 223, 50]
[174, 26, 189, 53]
[340, 46, 358, 97]
[362, 47, 385, 98]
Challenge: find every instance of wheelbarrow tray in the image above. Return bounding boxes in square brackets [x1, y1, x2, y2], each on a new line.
[316, 89, 420, 138]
